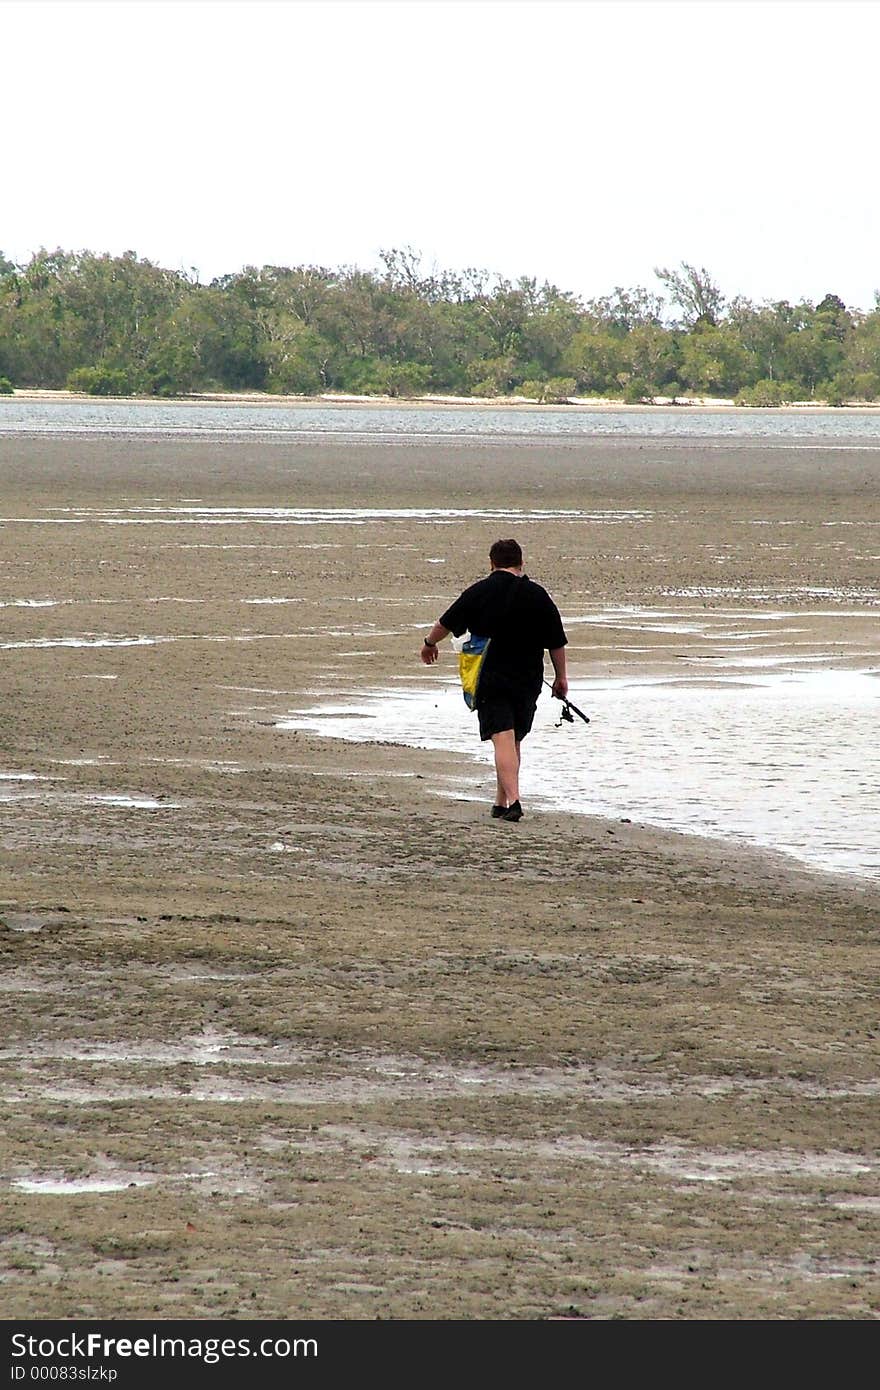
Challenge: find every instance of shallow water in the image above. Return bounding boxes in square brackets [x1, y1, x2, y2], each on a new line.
[0, 783, 181, 810]
[0, 633, 295, 651]
[0, 503, 654, 526]
[3, 398, 880, 441]
[11, 1177, 153, 1195]
[278, 607, 880, 880]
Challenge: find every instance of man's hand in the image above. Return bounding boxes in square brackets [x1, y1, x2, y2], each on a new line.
[551, 675, 569, 700]
[421, 624, 448, 665]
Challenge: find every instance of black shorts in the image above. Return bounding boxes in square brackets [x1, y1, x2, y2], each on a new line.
[477, 689, 538, 743]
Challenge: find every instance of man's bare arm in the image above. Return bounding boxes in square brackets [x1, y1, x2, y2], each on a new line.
[549, 646, 568, 699]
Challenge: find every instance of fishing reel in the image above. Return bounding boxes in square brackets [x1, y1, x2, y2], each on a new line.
[544, 680, 590, 729]
[553, 698, 590, 728]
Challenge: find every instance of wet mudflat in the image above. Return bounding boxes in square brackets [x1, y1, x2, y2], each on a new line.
[0, 432, 878, 1319]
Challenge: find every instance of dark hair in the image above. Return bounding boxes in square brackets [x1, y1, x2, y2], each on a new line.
[486, 536, 522, 569]
[489, 538, 523, 569]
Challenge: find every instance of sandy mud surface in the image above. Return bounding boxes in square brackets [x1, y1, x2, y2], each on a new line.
[0, 433, 878, 1319]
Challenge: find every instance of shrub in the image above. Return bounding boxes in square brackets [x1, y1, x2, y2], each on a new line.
[622, 378, 652, 404]
[852, 372, 880, 402]
[542, 376, 577, 404]
[518, 380, 545, 400]
[337, 356, 388, 396]
[469, 379, 502, 399]
[67, 365, 135, 396]
[384, 363, 432, 398]
[819, 378, 849, 407]
[0, 377, 13, 395]
[265, 362, 322, 394]
[735, 379, 792, 407]
[465, 356, 517, 397]
[143, 339, 201, 397]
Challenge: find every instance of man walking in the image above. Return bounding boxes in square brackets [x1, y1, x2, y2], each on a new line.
[420, 538, 568, 821]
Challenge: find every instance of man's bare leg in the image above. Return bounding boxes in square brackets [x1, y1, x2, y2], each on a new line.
[491, 729, 520, 807]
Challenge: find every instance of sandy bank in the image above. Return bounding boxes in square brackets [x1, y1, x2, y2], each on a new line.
[6, 386, 880, 412]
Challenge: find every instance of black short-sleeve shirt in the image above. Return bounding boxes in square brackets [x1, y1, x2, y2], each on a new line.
[439, 571, 567, 697]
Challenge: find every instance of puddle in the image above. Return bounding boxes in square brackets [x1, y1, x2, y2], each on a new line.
[661, 586, 880, 605]
[0, 789, 181, 810]
[34, 505, 655, 526]
[0, 599, 59, 607]
[828, 1195, 880, 1212]
[0, 636, 168, 650]
[161, 542, 289, 550]
[158, 968, 258, 982]
[1, 1036, 877, 1106]
[8, 1168, 255, 1196]
[11, 1177, 153, 1195]
[52, 758, 114, 766]
[1, 633, 296, 651]
[0, 1030, 293, 1067]
[0, 913, 71, 935]
[0, 970, 67, 992]
[340, 1131, 877, 1184]
[85, 795, 182, 809]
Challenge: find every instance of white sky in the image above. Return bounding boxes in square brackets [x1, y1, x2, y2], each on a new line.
[4, 0, 879, 310]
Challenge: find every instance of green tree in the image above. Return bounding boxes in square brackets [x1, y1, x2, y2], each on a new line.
[725, 298, 792, 383]
[0, 248, 80, 385]
[776, 309, 838, 396]
[679, 324, 753, 397]
[0, 239, 873, 405]
[562, 326, 626, 395]
[263, 323, 334, 394]
[620, 324, 679, 400]
[814, 292, 852, 341]
[584, 285, 665, 332]
[841, 306, 880, 399]
[655, 262, 725, 327]
[199, 277, 267, 389]
[142, 312, 204, 396]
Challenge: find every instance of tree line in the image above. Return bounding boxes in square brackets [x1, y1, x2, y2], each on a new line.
[1, 246, 878, 405]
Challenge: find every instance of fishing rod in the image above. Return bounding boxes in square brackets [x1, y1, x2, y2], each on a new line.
[543, 679, 590, 726]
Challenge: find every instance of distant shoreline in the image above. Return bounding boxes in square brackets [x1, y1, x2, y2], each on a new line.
[6, 387, 880, 413]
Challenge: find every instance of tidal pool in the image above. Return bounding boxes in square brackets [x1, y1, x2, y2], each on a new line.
[278, 655, 880, 880]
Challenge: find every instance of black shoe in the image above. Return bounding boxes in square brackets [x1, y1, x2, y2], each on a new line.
[501, 800, 523, 822]
[491, 804, 508, 818]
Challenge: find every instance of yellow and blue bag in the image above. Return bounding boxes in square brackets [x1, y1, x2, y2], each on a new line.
[455, 576, 524, 711]
[458, 633, 490, 711]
